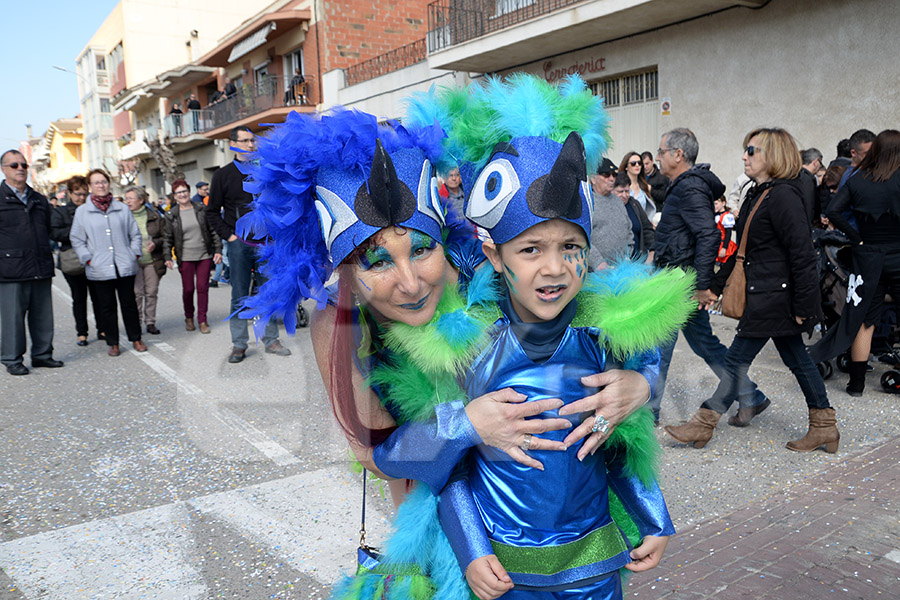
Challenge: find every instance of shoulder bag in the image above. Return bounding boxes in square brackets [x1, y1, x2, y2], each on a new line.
[721, 189, 769, 319]
[58, 248, 85, 276]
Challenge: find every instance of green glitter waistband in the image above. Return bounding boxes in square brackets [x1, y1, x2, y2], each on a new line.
[490, 522, 628, 576]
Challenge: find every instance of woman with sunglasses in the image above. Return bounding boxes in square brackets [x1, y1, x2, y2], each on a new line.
[619, 151, 656, 222]
[826, 129, 900, 396]
[163, 179, 221, 333]
[70, 169, 147, 356]
[50, 175, 101, 346]
[666, 128, 838, 453]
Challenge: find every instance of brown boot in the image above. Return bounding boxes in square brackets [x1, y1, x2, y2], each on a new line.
[664, 408, 723, 449]
[185, 318, 196, 331]
[786, 408, 839, 453]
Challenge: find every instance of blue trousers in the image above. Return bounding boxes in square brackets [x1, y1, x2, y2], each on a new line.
[702, 334, 830, 413]
[227, 239, 278, 350]
[502, 572, 621, 599]
[651, 308, 766, 415]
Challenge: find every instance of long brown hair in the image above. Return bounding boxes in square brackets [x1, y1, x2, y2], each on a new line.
[619, 152, 651, 195]
[857, 129, 900, 183]
[327, 233, 402, 448]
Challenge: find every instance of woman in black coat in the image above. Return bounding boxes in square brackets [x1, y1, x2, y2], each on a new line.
[826, 129, 900, 396]
[666, 127, 838, 453]
[49, 175, 100, 346]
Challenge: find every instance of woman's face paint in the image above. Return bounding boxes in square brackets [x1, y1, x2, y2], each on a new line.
[352, 227, 447, 327]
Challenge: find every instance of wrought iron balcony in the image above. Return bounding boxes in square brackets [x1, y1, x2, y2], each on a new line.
[345, 38, 428, 87]
[426, 0, 583, 53]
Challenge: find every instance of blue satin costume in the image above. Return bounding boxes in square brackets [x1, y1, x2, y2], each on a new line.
[438, 297, 675, 599]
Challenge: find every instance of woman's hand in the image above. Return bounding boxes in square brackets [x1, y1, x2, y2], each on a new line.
[147, 241, 156, 252]
[165, 260, 174, 269]
[465, 388, 571, 470]
[213, 253, 223, 264]
[559, 370, 650, 460]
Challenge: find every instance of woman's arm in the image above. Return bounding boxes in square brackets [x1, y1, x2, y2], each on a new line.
[824, 184, 862, 245]
[69, 209, 90, 264]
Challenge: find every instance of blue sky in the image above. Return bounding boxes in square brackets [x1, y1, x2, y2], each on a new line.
[2, 0, 120, 148]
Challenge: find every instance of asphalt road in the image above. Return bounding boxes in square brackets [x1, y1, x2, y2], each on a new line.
[1, 271, 898, 599]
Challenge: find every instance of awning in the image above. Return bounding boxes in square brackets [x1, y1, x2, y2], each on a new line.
[228, 23, 275, 62]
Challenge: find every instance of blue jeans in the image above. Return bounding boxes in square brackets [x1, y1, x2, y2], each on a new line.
[702, 334, 830, 413]
[651, 308, 766, 414]
[227, 239, 279, 350]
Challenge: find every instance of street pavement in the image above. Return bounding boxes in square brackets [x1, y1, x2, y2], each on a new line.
[1, 272, 899, 599]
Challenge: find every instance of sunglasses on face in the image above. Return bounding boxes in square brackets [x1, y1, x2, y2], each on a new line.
[628, 161, 642, 167]
[745, 146, 761, 157]
[3, 162, 28, 170]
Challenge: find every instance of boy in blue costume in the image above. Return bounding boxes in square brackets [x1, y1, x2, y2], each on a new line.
[428, 77, 680, 600]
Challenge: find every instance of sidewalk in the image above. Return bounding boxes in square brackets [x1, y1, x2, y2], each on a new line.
[627, 434, 900, 598]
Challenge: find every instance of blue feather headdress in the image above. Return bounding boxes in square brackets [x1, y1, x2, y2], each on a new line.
[405, 73, 610, 244]
[235, 108, 447, 332]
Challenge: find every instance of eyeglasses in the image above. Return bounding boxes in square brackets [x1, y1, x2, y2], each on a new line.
[90, 180, 109, 186]
[2, 162, 28, 170]
[744, 146, 762, 157]
[657, 148, 676, 155]
[174, 189, 190, 195]
[71, 191, 88, 197]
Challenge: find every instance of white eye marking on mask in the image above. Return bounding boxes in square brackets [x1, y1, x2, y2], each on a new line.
[416, 159, 445, 226]
[465, 158, 520, 229]
[314, 186, 359, 252]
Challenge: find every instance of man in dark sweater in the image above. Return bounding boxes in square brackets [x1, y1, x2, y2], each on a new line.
[207, 127, 290, 363]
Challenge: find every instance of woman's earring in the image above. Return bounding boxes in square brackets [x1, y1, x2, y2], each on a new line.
[353, 294, 360, 307]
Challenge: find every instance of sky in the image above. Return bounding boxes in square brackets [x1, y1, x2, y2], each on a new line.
[1, 0, 120, 148]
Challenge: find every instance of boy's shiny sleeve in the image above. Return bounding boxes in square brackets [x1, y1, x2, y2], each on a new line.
[624, 347, 661, 403]
[605, 453, 675, 539]
[438, 461, 494, 573]
[372, 400, 481, 495]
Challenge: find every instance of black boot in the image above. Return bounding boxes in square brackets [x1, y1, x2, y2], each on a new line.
[846, 361, 867, 397]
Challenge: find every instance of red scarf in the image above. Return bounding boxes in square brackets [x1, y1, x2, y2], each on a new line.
[91, 193, 113, 212]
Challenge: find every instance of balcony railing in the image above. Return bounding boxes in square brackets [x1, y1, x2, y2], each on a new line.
[345, 38, 427, 87]
[427, 0, 583, 53]
[163, 109, 215, 139]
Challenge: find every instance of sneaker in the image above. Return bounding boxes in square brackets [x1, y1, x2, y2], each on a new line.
[264, 340, 292, 356]
[228, 347, 246, 363]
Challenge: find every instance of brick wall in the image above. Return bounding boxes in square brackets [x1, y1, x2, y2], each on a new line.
[320, 0, 431, 72]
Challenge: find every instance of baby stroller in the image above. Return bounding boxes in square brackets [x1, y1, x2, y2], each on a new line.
[810, 229, 900, 389]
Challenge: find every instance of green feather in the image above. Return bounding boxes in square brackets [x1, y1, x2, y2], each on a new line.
[605, 407, 662, 488]
[573, 264, 696, 360]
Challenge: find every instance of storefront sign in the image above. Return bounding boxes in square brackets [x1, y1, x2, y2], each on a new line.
[542, 57, 605, 83]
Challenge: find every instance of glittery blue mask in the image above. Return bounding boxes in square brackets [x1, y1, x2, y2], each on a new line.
[315, 140, 445, 266]
[464, 132, 594, 245]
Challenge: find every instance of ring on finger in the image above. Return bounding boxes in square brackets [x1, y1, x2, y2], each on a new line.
[591, 414, 611, 435]
[520, 433, 532, 451]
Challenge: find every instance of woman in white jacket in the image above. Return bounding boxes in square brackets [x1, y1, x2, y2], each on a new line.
[70, 169, 147, 356]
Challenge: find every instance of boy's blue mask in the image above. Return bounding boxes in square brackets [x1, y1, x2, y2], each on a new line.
[463, 132, 594, 245]
[314, 140, 445, 266]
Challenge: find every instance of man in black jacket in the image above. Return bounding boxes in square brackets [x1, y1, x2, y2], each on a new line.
[0, 150, 64, 375]
[649, 129, 766, 424]
[207, 127, 290, 364]
[642, 151, 669, 212]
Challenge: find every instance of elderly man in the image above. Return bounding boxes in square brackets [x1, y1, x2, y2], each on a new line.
[0, 150, 64, 375]
[649, 129, 767, 425]
[588, 157, 632, 270]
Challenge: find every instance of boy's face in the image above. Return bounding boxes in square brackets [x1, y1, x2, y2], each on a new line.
[484, 219, 588, 324]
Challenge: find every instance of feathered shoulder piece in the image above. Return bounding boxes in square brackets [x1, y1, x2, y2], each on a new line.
[572, 260, 696, 360]
[405, 73, 610, 184]
[234, 108, 446, 332]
